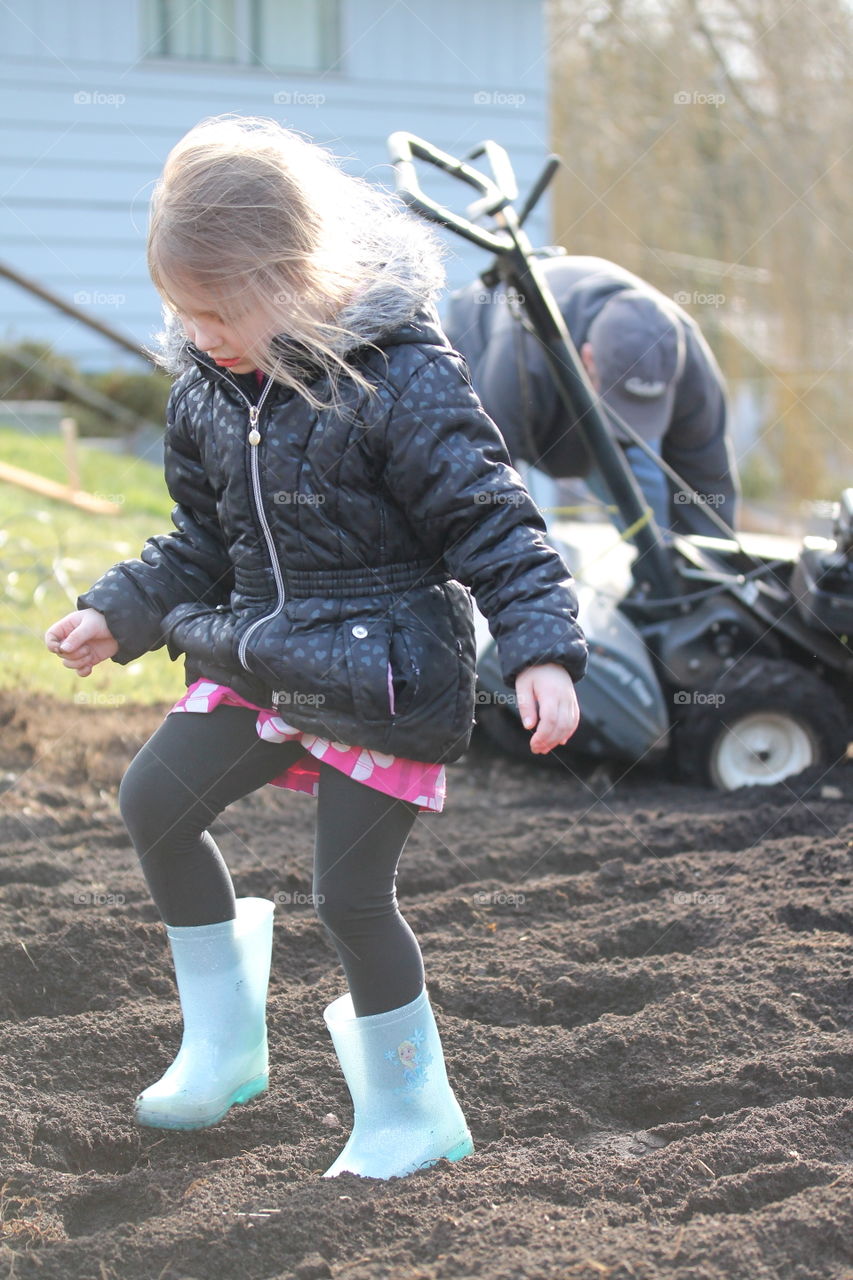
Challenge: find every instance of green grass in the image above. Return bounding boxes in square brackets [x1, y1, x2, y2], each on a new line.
[0, 425, 190, 706]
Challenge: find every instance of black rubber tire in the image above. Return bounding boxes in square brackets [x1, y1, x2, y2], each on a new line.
[475, 702, 575, 772]
[674, 657, 850, 790]
[474, 701, 532, 760]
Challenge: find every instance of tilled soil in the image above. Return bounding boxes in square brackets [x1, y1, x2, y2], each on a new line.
[0, 689, 851, 1280]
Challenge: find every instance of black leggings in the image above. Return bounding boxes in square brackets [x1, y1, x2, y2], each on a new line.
[117, 705, 424, 1016]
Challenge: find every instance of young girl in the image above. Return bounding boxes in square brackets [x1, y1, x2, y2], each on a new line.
[45, 115, 587, 1181]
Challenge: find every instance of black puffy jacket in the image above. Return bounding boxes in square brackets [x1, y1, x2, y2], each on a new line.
[78, 305, 588, 764]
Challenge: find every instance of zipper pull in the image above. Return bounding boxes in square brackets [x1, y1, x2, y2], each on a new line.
[248, 405, 261, 446]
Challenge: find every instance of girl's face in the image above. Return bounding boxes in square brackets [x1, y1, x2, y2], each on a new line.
[160, 275, 273, 375]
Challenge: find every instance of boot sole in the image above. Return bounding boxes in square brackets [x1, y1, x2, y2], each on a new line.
[419, 1130, 474, 1169]
[134, 1072, 268, 1131]
[442, 1132, 475, 1162]
[325, 1129, 475, 1178]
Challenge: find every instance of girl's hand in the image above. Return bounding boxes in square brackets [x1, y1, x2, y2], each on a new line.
[45, 608, 119, 677]
[514, 662, 580, 754]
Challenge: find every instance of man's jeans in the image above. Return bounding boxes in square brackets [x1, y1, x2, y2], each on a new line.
[585, 440, 671, 536]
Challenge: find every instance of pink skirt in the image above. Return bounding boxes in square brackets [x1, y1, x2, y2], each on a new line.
[166, 678, 447, 813]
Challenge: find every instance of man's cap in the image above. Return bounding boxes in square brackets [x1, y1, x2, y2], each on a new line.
[586, 290, 686, 442]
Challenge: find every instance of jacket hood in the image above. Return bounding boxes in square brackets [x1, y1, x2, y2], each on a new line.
[151, 211, 449, 380]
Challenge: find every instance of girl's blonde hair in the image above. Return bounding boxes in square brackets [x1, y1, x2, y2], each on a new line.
[147, 114, 447, 411]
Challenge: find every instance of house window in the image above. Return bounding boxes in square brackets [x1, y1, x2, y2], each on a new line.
[142, 0, 339, 72]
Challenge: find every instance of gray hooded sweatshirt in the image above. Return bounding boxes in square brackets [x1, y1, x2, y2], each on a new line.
[444, 254, 739, 536]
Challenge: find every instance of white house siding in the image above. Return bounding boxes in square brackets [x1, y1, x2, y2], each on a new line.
[0, 0, 551, 370]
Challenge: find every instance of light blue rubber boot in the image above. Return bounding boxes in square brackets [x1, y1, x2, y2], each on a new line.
[134, 897, 275, 1131]
[322, 985, 474, 1179]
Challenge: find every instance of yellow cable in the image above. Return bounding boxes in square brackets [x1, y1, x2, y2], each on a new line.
[616, 507, 653, 543]
[541, 503, 652, 546]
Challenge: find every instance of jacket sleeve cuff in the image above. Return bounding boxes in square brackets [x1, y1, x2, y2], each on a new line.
[495, 615, 588, 687]
[160, 602, 238, 668]
[76, 572, 169, 665]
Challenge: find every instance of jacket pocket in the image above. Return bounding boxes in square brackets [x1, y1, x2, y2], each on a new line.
[380, 585, 466, 731]
[388, 623, 421, 718]
[344, 615, 394, 724]
[242, 613, 352, 716]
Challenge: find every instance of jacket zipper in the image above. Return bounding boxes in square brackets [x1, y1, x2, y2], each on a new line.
[212, 373, 286, 673]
